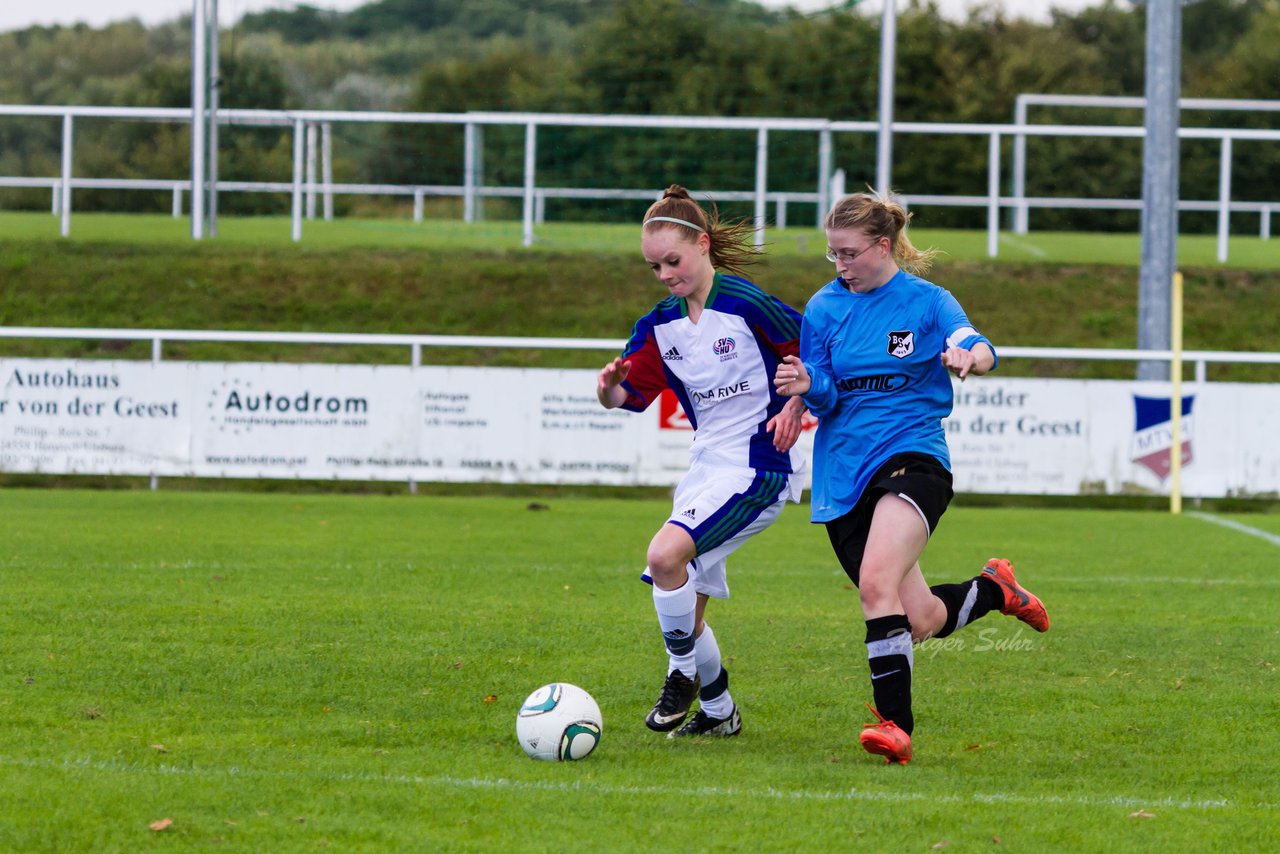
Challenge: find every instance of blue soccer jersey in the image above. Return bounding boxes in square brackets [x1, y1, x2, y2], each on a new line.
[618, 272, 804, 477]
[800, 269, 995, 522]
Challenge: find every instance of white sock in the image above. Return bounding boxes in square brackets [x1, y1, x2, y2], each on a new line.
[695, 623, 734, 719]
[652, 575, 697, 680]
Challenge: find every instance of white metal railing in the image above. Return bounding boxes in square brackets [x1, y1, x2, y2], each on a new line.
[27, 177, 826, 231]
[1, 105, 1277, 259]
[2, 326, 1279, 384]
[1012, 93, 1280, 259]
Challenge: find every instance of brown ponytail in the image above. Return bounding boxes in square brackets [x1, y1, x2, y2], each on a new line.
[643, 185, 761, 278]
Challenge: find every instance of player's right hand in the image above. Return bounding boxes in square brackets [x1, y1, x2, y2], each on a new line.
[597, 358, 631, 408]
[598, 357, 631, 390]
[773, 354, 811, 397]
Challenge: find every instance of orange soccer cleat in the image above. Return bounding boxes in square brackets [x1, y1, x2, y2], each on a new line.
[859, 705, 913, 765]
[982, 558, 1050, 633]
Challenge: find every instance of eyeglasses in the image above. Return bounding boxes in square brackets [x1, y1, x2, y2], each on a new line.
[825, 241, 881, 264]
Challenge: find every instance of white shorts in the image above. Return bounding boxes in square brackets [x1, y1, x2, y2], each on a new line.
[645, 466, 800, 600]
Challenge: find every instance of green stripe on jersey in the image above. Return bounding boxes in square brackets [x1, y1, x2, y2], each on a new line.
[714, 275, 800, 338]
[694, 471, 787, 551]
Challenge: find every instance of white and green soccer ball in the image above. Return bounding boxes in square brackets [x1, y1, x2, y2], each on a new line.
[516, 683, 602, 761]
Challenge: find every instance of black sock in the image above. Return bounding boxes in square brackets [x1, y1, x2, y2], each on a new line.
[700, 666, 729, 704]
[865, 614, 914, 735]
[929, 576, 1002, 638]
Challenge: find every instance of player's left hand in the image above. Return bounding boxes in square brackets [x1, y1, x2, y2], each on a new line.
[767, 396, 806, 452]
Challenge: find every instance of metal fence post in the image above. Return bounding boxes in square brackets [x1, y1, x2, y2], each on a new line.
[409, 341, 420, 495]
[987, 132, 1001, 258]
[1013, 94, 1029, 234]
[875, 0, 896, 194]
[754, 126, 768, 247]
[1216, 136, 1232, 263]
[322, 122, 334, 221]
[464, 122, 478, 223]
[306, 122, 318, 220]
[522, 122, 536, 248]
[151, 335, 163, 490]
[190, 0, 206, 241]
[291, 118, 304, 242]
[817, 127, 833, 226]
[1137, 0, 1182, 381]
[60, 114, 73, 237]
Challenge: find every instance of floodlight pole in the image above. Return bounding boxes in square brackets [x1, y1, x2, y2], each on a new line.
[190, 0, 207, 239]
[207, 0, 220, 238]
[875, 0, 896, 195]
[1136, 0, 1184, 380]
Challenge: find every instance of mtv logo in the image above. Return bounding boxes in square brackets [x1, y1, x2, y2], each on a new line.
[1131, 394, 1194, 480]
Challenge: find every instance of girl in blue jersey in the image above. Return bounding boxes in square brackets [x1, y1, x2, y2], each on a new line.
[774, 191, 1050, 765]
[597, 185, 808, 738]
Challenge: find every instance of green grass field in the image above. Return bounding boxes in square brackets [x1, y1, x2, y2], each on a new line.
[1, 489, 1276, 851]
[1, 210, 1277, 268]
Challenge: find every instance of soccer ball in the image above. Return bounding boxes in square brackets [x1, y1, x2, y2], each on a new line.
[516, 683, 602, 761]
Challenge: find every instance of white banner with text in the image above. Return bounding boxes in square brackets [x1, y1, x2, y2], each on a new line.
[2, 359, 1277, 497]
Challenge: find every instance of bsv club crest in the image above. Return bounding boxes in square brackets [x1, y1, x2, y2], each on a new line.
[887, 330, 915, 358]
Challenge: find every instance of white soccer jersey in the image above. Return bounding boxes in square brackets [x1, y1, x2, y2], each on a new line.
[618, 273, 804, 478]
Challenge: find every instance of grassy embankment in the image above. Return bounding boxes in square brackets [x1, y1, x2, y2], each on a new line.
[2, 212, 1276, 381]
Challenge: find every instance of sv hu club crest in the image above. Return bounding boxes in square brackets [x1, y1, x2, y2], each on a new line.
[887, 330, 915, 358]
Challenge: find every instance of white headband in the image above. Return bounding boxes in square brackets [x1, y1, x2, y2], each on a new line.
[644, 216, 706, 233]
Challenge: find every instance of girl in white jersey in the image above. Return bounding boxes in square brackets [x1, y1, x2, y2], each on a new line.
[774, 191, 1050, 765]
[597, 185, 807, 738]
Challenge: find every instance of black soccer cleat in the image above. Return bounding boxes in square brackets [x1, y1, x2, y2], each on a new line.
[668, 705, 741, 739]
[644, 670, 700, 732]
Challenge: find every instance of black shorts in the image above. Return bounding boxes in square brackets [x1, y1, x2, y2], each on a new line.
[824, 452, 954, 587]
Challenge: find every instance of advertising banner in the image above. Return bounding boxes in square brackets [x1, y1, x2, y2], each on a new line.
[196, 362, 416, 479]
[946, 377, 1280, 497]
[0, 360, 191, 475]
[3, 358, 1278, 497]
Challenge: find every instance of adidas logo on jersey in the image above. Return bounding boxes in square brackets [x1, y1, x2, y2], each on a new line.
[663, 346, 682, 361]
[680, 508, 697, 519]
